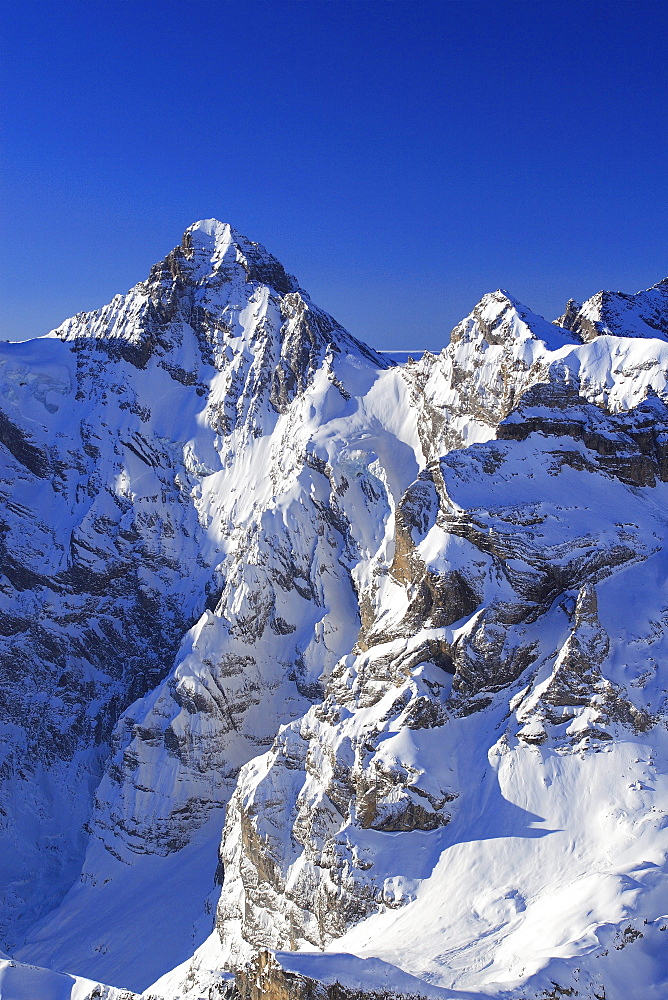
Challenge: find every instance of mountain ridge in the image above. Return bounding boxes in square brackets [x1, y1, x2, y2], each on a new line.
[1, 222, 667, 1000]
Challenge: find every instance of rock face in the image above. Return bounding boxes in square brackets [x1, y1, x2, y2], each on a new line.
[2, 226, 668, 1000]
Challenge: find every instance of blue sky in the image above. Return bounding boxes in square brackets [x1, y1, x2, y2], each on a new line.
[1, 0, 667, 350]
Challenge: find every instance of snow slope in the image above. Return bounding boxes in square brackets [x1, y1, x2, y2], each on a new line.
[1, 225, 667, 999]
[0, 951, 136, 1000]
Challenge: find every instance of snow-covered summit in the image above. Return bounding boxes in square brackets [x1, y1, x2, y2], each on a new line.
[556, 275, 668, 342]
[180, 218, 303, 294]
[47, 218, 386, 399]
[450, 288, 580, 354]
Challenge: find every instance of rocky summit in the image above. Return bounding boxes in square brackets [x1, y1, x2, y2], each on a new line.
[1, 221, 667, 1000]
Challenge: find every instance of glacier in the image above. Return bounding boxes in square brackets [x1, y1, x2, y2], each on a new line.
[0, 220, 667, 1000]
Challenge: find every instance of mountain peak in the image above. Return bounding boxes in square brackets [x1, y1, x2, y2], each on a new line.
[187, 217, 234, 240]
[184, 218, 235, 259]
[178, 219, 301, 296]
[556, 276, 668, 342]
[450, 288, 578, 352]
[47, 219, 385, 387]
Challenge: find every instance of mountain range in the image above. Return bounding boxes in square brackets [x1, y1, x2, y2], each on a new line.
[0, 220, 667, 1000]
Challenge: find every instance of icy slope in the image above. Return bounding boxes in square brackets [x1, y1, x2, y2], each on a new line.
[0, 951, 136, 1000]
[2, 227, 668, 999]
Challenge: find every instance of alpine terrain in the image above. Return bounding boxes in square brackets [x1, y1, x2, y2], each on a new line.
[1, 220, 667, 1000]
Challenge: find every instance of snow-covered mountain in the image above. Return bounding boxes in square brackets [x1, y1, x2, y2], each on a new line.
[1, 222, 667, 1000]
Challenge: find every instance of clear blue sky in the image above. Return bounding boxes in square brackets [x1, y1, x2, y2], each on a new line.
[1, 0, 667, 350]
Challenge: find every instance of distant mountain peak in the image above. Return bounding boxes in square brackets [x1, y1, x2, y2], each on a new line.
[555, 276, 668, 342]
[450, 287, 578, 352]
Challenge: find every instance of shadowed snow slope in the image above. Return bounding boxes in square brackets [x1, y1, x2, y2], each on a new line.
[0, 226, 667, 1000]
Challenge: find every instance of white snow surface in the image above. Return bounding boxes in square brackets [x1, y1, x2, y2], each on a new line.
[1, 224, 668, 1000]
[0, 954, 136, 1000]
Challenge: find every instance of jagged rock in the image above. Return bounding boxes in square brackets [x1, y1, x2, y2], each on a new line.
[233, 951, 436, 1000]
